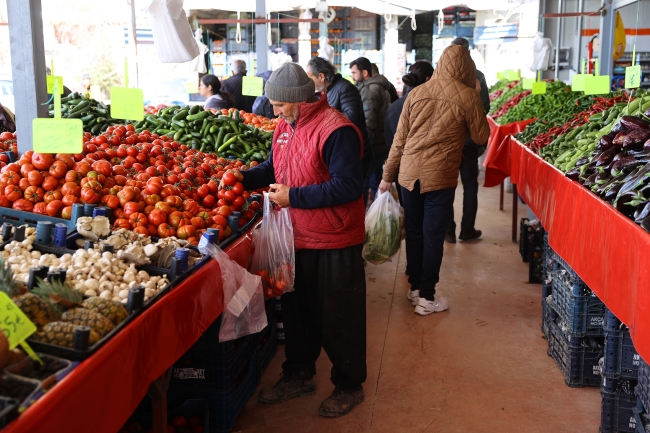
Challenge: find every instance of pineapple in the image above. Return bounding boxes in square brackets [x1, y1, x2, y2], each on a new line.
[0, 257, 57, 329]
[32, 321, 100, 348]
[60, 308, 114, 337]
[82, 297, 128, 326]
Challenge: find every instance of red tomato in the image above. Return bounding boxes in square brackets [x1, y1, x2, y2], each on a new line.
[232, 196, 245, 208]
[113, 218, 131, 230]
[48, 160, 68, 178]
[4, 185, 21, 202]
[81, 188, 100, 204]
[123, 201, 140, 218]
[33, 201, 47, 214]
[12, 198, 34, 212]
[224, 190, 236, 203]
[176, 225, 196, 240]
[45, 200, 63, 217]
[222, 172, 236, 186]
[24, 186, 45, 203]
[61, 205, 73, 220]
[148, 209, 167, 226]
[62, 194, 79, 207]
[231, 182, 244, 195]
[31, 153, 53, 170]
[42, 189, 62, 204]
[129, 212, 149, 228]
[26, 170, 43, 186]
[157, 223, 176, 238]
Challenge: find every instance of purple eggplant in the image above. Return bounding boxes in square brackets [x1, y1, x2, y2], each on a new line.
[575, 156, 590, 167]
[616, 191, 638, 217]
[613, 131, 628, 147]
[620, 116, 650, 131]
[641, 214, 650, 232]
[624, 130, 650, 148]
[611, 122, 628, 135]
[604, 182, 624, 201]
[645, 107, 650, 117]
[596, 146, 617, 167]
[634, 202, 650, 222]
[611, 156, 643, 174]
[597, 135, 614, 151]
[604, 151, 625, 171]
[628, 149, 650, 158]
[645, 138, 650, 151]
[566, 169, 581, 181]
[582, 173, 598, 188]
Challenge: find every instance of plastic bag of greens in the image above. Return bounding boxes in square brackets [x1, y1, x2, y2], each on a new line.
[363, 190, 403, 265]
[249, 192, 295, 298]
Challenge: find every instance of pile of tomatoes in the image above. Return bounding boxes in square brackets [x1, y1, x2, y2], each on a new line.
[0, 124, 263, 245]
[0, 132, 17, 157]
[215, 108, 280, 132]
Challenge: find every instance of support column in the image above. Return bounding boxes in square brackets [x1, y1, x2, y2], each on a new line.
[255, 0, 268, 73]
[575, 0, 584, 72]
[7, 0, 48, 156]
[554, 0, 563, 80]
[598, 1, 616, 76]
[298, 8, 313, 68]
[383, 16, 398, 89]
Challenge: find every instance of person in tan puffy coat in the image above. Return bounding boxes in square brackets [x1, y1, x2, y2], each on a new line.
[378, 44, 490, 316]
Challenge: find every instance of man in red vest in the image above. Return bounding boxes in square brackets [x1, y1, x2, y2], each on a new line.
[235, 62, 367, 418]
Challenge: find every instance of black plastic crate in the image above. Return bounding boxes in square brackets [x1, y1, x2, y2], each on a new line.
[546, 308, 603, 387]
[170, 315, 257, 392]
[169, 356, 257, 433]
[519, 218, 543, 263]
[638, 357, 650, 414]
[633, 406, 648, 433]
[125, 396, 209, 432]
[255, 320, 277, 382]
[602, 327, 639, 380]
[550, 268, 605, 337]
[601, 388, 638, 433]
[529, 240, 544, 284]
[542, 298, 556, 338]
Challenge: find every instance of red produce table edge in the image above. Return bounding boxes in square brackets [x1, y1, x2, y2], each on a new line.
[509, 138, 650, 362]
[483, 115, 536, 187]
[2, 219, 260, 433]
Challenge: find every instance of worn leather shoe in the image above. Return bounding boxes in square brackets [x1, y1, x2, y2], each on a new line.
[444, 231, 456, 243]
[258, 372, 316, 404]
[459, 229, 482, 241]
[319, 387, 364, 418]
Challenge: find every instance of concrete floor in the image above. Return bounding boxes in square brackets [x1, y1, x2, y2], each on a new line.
[232, 180, 601, 433]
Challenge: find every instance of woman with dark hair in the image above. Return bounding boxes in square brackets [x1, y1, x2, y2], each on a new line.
[199, 74, 235, 110]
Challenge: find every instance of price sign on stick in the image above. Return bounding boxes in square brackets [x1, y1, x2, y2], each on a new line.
[46, 76, 63, 94]
[110, 87, 144, 121]
[572, 59, 589, 92]
[186, 80, 199, 94]
[0, 292, 43, 364]
[625, 46, 641, 89]
[33, 81, 83, 154]
[532, 82, 547, 95]
[496, 71, 506, 80]
[522, 78, 534, 90]
[242, 76, 264, 96]
[505, 69, 520, 81]
[584, 59, 611, 95]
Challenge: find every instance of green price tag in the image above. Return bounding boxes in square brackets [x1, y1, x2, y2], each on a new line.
[186, 80, 199, 94]
[505, 69, 520, 81]
[110, 87, 144, 121]
[522, 78, 534, 90]
[46, 76, 63, 94]
[0, 292, 37, 349]
[584, 75, 611, 95]
[572, 74, 589, 92]
[532, 81, 547, 95]
[496, 71, 506, 80]
[33, 118, 83, 154]
[625, 65, 641, 89]
[242, 76, 264, 97]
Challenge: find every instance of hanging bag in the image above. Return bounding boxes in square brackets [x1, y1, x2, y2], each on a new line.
[363, 190, 403, 265]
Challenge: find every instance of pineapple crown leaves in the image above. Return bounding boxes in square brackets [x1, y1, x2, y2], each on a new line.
[0, 255, 22, 298]
[32, 277, 83, 315]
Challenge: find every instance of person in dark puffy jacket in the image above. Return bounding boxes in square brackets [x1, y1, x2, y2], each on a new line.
[252, 70, 276, 119]
[371, 63, 399, 103]
[306, 57, 370, 176]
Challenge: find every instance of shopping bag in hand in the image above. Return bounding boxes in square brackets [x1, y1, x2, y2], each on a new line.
[363, 190, 403, 265]
[199, 239, 267, 342]
[249, 192, 295, 298]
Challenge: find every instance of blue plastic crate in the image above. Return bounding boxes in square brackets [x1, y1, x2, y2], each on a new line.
[602, 328, 640, 380]
[638, 357, 650, 414]
[601, 389, 638, 433]
[550, 269, 605, 337]
[633, 405, 648, 433]
[169, 356, 257, 433]
[543, 233, 554, 297]
[0, 204, 83, 234]
[546, 308, 603, 387]
[170, 315, 257, 392]
[604, 308, 625, 333]
[542, 298, 556, 338]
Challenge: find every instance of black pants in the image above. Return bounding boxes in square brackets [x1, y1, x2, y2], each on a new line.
[448, 144, 480, 233]
[363, 155, 386, 205]
[401, 181, 456, 301]
[281, 244, 367, 390]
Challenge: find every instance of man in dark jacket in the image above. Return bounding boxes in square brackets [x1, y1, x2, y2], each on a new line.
[371, 63, 399, 102]
[231, 62, 367, 418]
[221, 60, 256, 112]
[306, 57, 370, 176]
[446, 38, 491, 243]
[350, 57, 391, 202]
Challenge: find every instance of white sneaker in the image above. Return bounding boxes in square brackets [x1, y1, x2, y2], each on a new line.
[406, 289, 420, 306]
[414, 297, 449, 315]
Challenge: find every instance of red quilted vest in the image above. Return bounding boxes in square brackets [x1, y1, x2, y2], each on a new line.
[273, 94, 365, 250]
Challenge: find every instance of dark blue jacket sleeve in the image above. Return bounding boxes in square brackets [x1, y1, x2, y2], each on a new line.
[289, 126, 363, 209]
[241, 150, 276, 190]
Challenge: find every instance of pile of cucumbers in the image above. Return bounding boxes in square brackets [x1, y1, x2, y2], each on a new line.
[48, 92, 122, 134]
[132, 105, 272, 163]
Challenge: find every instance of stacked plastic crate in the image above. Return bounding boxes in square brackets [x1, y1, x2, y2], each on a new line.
[635, 357, 650, 432]
[600, 308, 640, 432]
[543, 244, 605, 387]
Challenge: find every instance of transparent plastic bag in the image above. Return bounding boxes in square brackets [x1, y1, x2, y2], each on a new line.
[145, 0, 200, 63]
[363, 190, 403, 265]
[199, 239, 267, 342]
[249, 192, 295, 298]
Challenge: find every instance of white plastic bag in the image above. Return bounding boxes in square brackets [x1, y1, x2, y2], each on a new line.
[145, 0, 200, 63]
[249, 193, 295, 298]
[525, 32, 553, 71]
[190, 28, 209, 73]
[363, 190, 403, 265]
[199, 240, 267, 342]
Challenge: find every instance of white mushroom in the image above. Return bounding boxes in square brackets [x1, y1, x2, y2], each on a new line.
[84, 289, 98, 297]
[84, 278, 99, 292]
[100, 290, 112, 299]
[99, 281, 113, 292]
[118, 289, 130, 299]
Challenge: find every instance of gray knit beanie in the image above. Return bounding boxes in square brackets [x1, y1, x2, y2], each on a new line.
[265, 63, 315, 102]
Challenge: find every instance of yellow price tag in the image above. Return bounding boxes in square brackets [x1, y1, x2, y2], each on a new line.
[110, 87, 144, 121]
[46, 76, 64, 94]
[584, 75, 611, 95]
[625, 65, 641, 89]
[505, 69, 520, 81]
[532, 81, 547, 95]
[186, 80, 199, 94]
[33, 118, 83, 154]
[496, 71, 506, 80]
[572, 74, 589, 92]
[522, 78, 534, 90]
[242, 76, 264, 97]
[0, 292, 37, 349]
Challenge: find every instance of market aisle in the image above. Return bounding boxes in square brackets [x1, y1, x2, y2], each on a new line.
[233, 182, 601, 433]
